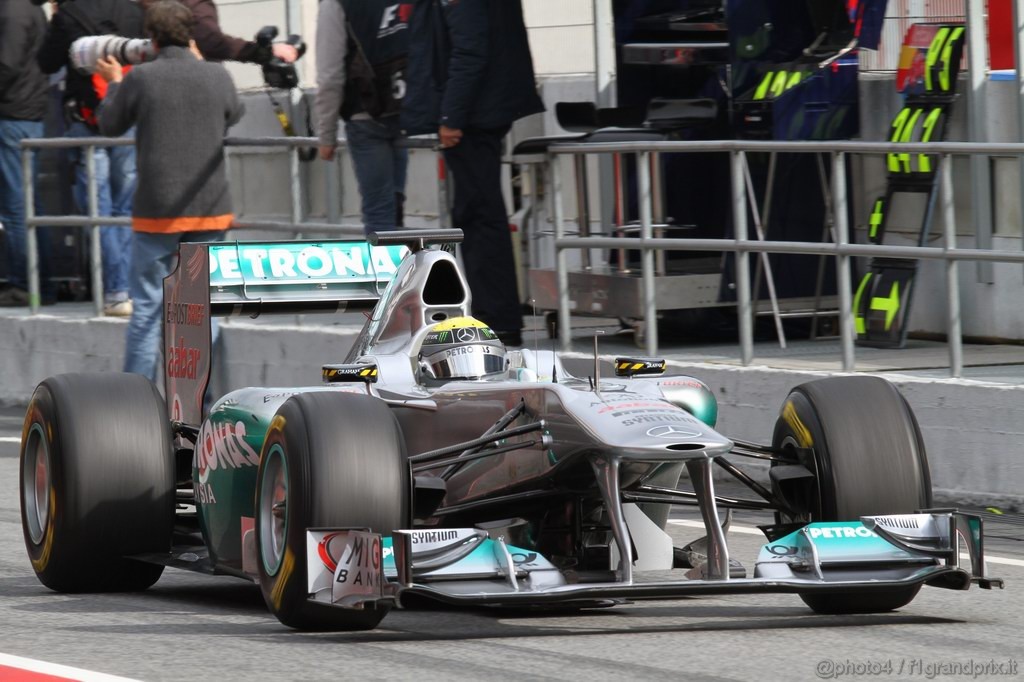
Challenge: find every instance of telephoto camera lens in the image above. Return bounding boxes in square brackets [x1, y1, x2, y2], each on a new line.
[69, 35, 156, 74]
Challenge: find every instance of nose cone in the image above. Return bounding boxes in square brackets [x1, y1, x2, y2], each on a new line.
[598, 406, 733, 460]
[624, 419, 733, 460]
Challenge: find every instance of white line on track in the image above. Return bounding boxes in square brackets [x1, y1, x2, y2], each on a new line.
[0, 437, 22, 444]
[668, 519, 1024, 567]
[0, 652, 138, 681]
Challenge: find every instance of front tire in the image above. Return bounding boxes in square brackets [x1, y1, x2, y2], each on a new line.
[770, 376, 931, 614]
[20, 373, 174, 592]
[255, 393, 409, 631]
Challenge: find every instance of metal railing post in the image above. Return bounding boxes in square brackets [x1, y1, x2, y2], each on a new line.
[289, 146, 303, 237]
[86, 146, 103, 317]
[1013, 0, 1024, 282]
[325, 149, 341, 224]
[23, 148, 40, 314]
[650, 152, 667, 276]
[574, 154, 592, 270]
[940, 154, 963, 378]
[966, 0, 994, 284]
[554, 154, 570, 351]
[437, 156, 452, 229]
[638, 151, 658, 355]
[832, 152, 855, 372]
[730, 150, 753, 365]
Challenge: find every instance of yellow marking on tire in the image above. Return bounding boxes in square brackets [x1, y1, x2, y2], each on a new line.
[268, 414, 287, 435]
[270, 548, 295, 610]
[31, 488, 56, 572]
[782, 401, 813, 448]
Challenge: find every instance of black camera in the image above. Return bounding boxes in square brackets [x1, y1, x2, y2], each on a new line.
[256, 26, 306, 90]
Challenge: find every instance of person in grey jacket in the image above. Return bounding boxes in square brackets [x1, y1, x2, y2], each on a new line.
[315, 0, 409, 235]
[96, 0, 243, 381]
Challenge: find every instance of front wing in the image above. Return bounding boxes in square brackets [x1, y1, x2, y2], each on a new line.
[305, 511, 1001, 610]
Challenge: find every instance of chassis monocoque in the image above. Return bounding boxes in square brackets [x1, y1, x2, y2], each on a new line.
[20, 230, 1000, 630]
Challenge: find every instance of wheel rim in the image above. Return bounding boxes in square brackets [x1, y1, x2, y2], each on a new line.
[22, 424, 51, 545]
[258, 445, 288, 575]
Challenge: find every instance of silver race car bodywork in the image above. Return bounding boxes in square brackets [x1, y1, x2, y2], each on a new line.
[20, 230, 1002, 630]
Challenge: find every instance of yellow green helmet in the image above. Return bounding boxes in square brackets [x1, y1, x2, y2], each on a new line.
[419, 316, 508, 380]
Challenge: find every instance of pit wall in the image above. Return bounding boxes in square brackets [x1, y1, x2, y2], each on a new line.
[2, 312, 1020, 507]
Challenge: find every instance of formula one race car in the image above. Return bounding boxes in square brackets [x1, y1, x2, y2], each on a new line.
[19, 230, 1001, 631]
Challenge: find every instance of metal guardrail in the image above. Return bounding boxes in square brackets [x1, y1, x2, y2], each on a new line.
[19, 135, 444, 317]
[545, 138, 1024, 378]
[18, 133, 1024, 379]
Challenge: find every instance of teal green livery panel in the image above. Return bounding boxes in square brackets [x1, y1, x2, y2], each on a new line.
[757, 522, 919, 567]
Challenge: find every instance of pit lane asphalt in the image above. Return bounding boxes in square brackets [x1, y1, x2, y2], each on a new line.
[1, 406, 1021, 682]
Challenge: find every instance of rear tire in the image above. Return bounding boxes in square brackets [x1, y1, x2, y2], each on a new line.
[20, 373, 174, 592]
[255, 393, 409, 631]
[770, 376, 931, 614]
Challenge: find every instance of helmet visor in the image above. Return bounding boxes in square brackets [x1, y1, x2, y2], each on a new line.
[423, 344, 506, 379]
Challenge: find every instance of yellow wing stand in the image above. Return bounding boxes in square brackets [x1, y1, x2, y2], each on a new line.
[854, 23, 965, 348]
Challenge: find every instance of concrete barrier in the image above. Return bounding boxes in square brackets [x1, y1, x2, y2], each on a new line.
[2, 311, 1021, 507]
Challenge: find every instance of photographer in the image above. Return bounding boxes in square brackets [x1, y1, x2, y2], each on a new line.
[38, 0, 145, 316]
[95, 0, 243, 381]
[315, 0, 409, 236]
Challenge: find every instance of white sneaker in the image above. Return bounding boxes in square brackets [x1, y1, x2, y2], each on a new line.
[103, 299, 133, 317]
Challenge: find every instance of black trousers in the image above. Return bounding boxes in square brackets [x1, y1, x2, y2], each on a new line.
[443, 125, 522, 332]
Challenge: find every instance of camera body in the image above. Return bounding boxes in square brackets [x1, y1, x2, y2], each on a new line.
[256, 26, 306, 90]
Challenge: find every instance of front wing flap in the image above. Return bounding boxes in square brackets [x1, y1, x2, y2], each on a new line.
[305, 512, 1000, 610]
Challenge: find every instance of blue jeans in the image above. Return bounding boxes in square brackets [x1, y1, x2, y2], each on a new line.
[345, 117, 408, 235]
[68, 122, 135, 302]
[124, 230, 225, 382]
[0, 117, 52, 294]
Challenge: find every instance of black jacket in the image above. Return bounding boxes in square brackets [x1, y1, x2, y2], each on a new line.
[401, 0, 544, 135]
[0, 0, 48, 121]
[37, 0, 144, 121]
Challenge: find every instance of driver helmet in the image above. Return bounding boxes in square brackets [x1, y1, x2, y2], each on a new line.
[419, 316, 508, 381]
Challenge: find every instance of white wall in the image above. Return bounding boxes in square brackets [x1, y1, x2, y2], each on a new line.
[522, 0, 596, 78]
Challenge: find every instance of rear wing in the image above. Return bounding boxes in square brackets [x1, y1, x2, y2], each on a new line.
[163, 239, 407, 427]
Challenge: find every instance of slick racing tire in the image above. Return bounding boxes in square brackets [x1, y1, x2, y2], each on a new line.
[770, 376, 931, 615]
[21, 373, 174, 592]
[255, 392, 410, 631]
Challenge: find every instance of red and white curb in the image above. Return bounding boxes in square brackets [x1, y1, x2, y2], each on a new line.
[0, 653, 137, 682]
